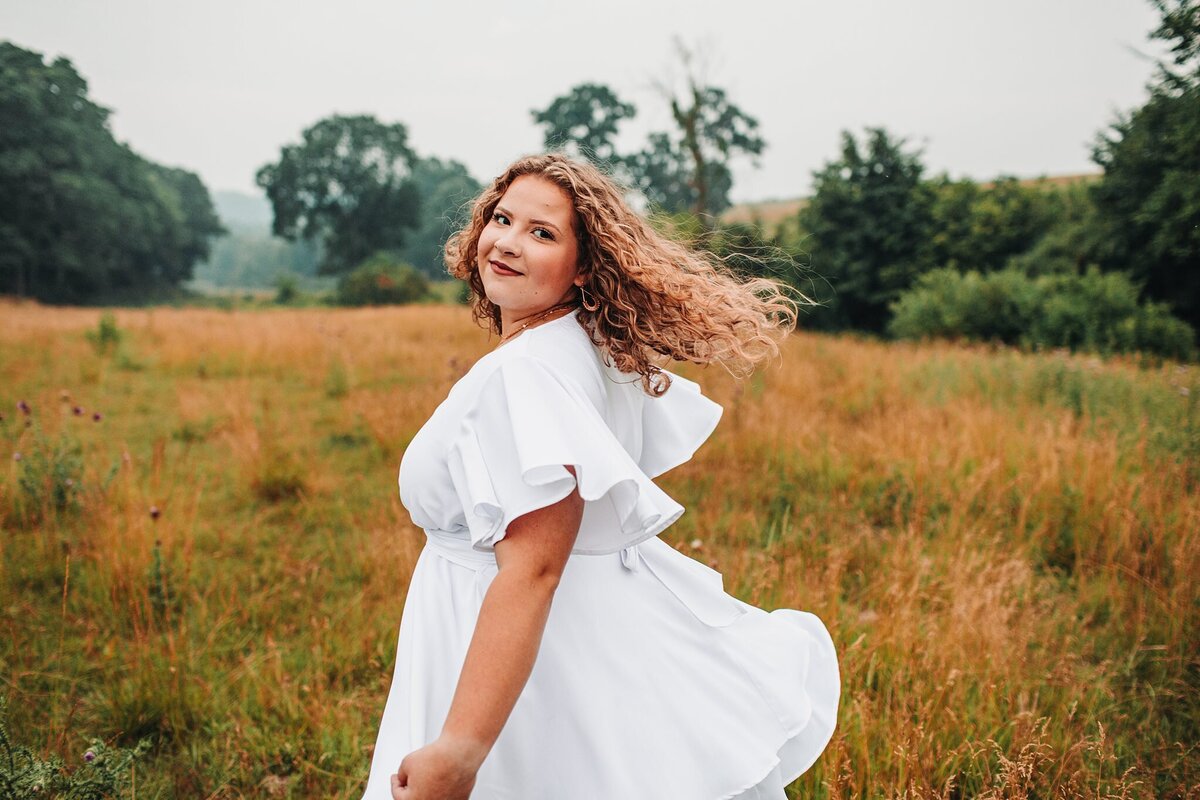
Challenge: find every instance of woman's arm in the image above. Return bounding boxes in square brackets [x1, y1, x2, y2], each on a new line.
[392, 468, 584, 799]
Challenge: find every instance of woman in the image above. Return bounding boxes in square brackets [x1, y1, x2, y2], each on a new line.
[362, 153, 839, 800]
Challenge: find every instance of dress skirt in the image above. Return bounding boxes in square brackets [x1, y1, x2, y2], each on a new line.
[360, 530, 840, 800]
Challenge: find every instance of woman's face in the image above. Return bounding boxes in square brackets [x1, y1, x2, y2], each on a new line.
[477, 175, 583, 330]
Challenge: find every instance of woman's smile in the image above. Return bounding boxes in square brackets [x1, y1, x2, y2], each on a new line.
[489, 259, 522, 277]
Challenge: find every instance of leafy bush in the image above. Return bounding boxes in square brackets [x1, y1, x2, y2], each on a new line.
[10, 427, 84, 525]
[273, 273, 299, 305]
[889, 266, 1196, 360]
[84, 312, 122, 356]
[0, 696, 151, 799]
[334, 253, 430, 306]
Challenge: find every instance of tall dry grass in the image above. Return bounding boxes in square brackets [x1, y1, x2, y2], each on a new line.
[1, 298, 1196, 798]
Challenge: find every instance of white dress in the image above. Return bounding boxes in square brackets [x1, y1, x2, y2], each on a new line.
[361, 310, 839, 800]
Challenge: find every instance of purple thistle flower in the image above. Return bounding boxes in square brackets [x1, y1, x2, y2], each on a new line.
[92, 412, 103, 422]
[150, 505, 161, 520]
[84, 749, 96, 763]
[12, 452, 21, 462]
[17, 400, 30, 415]
[73, 406, 84, 416]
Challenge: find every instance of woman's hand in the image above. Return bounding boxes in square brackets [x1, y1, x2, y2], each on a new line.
[390, 735, 486, 800]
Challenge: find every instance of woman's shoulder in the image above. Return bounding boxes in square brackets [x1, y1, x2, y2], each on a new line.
[456, 311, 604, 417]
[497, 311, 608, 408]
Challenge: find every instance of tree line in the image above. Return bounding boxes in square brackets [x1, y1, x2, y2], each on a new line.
[1, 1, 1196, 359]
[0, 42, 225, 304]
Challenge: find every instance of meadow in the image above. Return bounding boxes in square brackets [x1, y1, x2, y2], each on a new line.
[1, 299, 1197, 798]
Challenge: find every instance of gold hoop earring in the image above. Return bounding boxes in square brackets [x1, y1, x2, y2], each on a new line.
[579, 285, 600, 312]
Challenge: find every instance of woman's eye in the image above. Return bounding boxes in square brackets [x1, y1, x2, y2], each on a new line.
[533, 228, 555, 241]
[491, 212, 509, 225]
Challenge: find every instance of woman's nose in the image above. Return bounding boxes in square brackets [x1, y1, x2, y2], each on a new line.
[496, 228, 520, 256]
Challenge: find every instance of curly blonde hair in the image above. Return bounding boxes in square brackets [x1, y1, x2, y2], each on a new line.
[445, 153, 800, 396]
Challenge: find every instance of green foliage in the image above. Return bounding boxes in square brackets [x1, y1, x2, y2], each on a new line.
[324, 359, 350, 399]
[531, 83, 636, 171]
[621, 131, 700, 214]
[334, 253, 431, 307]
[84, 313, 123, 356]
[533, 42, 764, 217]
[798, 127, 935, 332]
[273, 273, 298, 305]
[1089, 0, 1200, 327]
[0, 696, 151, 799]
[11, 424, 84, 525]
[889, 266, 1197, 360]
[397, 157, 482, 279]
[1005, 181, 1111, 276]
[0, 42, 224, 303]
[255, 114, 420, 276]
[148, 540, 178, 624]
[627, 42, 764, 217]
[252, 451, 307, 502]
[704, 221, 804, 280]
[924, 176, 1064, 274]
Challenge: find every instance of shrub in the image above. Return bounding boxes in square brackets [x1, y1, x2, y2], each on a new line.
[11, 427, 84, 525]
[334, 253, 430, 306]
[84, 312, 122, 356]
[0, 696, 151, 799]
[274, 273, 299, 305]
[889, 266, 1196, 360]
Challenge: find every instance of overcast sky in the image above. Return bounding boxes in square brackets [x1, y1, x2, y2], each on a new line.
[3, 0, 1170, 203]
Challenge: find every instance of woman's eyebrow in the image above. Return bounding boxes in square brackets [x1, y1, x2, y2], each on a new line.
[495, 205, 563, 234]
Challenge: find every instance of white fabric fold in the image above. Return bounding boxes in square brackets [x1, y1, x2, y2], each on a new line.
[444, 354, 707, 555]
[637, 371, 723, 478]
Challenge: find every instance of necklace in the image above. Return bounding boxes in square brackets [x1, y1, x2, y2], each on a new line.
[497, 301, 579, 346]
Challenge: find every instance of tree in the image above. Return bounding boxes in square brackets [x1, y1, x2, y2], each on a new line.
[0, 41, 223, 302]
[923, 175, 1062, 274]
[629, 39, 764, 220]
[399, 157, 481, 278]
[531, 83, 635, 171]
[144, 162, 226, 285]
[621, 132, 696, 213]
[797, 127, 935, 332]
[1089, 0, 1200, 327]
[255, 114, 420, 275]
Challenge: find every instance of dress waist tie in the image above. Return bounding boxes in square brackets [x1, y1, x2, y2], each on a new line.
[423, 530, 746, 628]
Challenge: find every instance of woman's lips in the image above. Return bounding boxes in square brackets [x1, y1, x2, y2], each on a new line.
[489, 260, 522, 276]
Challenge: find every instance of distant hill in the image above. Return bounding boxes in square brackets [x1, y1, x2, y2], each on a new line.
[721, 172, 1102, 229]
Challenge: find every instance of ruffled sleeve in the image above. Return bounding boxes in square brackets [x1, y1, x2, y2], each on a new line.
[636, 372, 723, 479]
[445, 354, 699, 555]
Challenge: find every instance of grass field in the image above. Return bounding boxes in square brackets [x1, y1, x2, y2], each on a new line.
[2, 299, 1197, 798]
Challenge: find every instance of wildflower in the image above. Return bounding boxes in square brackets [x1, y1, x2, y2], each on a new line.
[12, 452, 20, 462]
[73, 406, 83, 416]
[84, 748, 96, 763]
[93, 412, 103, 422]
[65, 478, 74, 488]
[690, 538, 704, 550]
[17, 400, 30, 415]
[150, 505, 161, 520]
